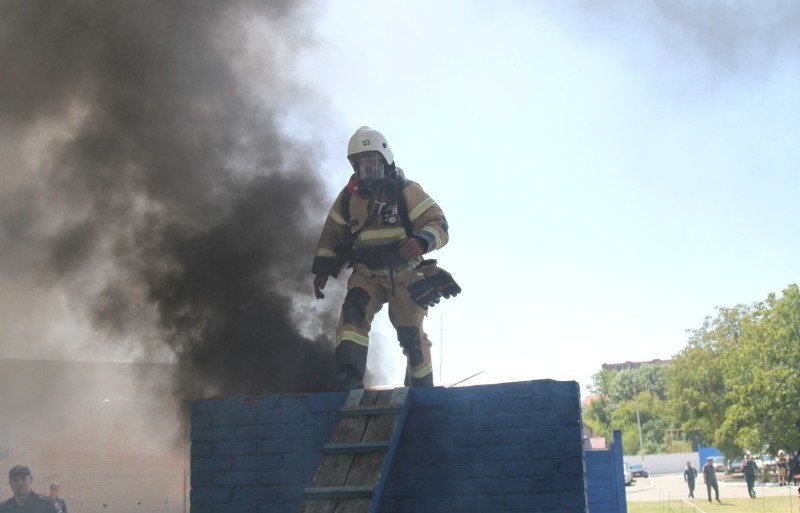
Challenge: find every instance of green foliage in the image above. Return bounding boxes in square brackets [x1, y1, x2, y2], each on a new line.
[587, 285, 800, 457]
[666, 305, 749, 455]
[667, 284, 800, 458]
[584, 365, 674, 454]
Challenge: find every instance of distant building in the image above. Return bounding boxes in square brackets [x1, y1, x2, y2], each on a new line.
[601, 358, 671, 372]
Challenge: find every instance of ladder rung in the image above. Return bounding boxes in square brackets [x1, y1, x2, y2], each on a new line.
[304, 485, 374, 499]
[339, 405, 402, 417]
[323, 441, 390, 454]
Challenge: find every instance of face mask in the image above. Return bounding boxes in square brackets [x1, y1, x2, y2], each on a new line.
[350, 153, 385, 181]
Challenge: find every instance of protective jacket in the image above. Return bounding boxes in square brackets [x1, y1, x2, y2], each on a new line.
[311, 173, 448, 277]
[312, 171, 449, 388]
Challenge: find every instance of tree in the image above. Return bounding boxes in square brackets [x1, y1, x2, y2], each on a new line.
[721, 284, 800, 455]
[666, 305, 749, 456]
[584, 364, 672, 453]
[667, 284, 800, 457]
[611, 391, 671, 455]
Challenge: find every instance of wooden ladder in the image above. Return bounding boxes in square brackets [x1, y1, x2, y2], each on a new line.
[301, 387, 411, 513]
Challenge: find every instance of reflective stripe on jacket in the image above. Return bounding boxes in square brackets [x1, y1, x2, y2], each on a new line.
[311, 177, 448, 277]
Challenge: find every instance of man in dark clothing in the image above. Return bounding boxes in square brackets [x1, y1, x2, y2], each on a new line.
[1, 466, 58, 513]
[683, 460, 698, 498]
[46, 485, 66, 513]
[742, 454, 758, 498]
[703, 457, 721, 503]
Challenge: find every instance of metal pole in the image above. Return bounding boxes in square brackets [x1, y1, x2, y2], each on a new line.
[633, 389, 645, 461]
[449, 370, 484, 388]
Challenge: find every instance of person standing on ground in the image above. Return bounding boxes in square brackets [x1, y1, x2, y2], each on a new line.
[703, 456, 721, 504]
[741, 454, 758, 498]
[778, 450, 789, 486]
[46, 485, 65, 513]
[788, 450, 799, 486]
[683, 460, 698, 498]
[1, 466, 57, 513]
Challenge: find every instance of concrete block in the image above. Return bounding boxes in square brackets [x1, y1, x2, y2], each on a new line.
[500, 460, 556, 477]
[212, 411, 257, 427]
[191, 441, 212, 457]
[212, 440, 257, 456]
[450, 495, 506, 511]
[256, 469, 304, 485]
[192, 426, 236, 442]
[189, 489, 231, 503]
[234, 454, 281, 471]
[192, 456, 233, 472]
[480, 446, 530, 462]
[278, 423, 313, 439]
[189, 381, 599, 513]
[548, 476, 586, 492]
[556, 426, 583, 441]
[260, 502, 297, 513]
[505, 493, 558, 511]
[557, 441, 584, 458]
[256, 408, 305, 425]
[212, 471, 257, 486]
[192, 397, 240, 413]
[272, 394, 308, 409]
[477, 478, 540, 495]
[554, 459, 585, 476]
[475, 413, 529, 431]
[276, 483, 306, 500]
[282, 454, 311, 471]
[411, 386, 447, 406]
[401, 498, 452, 513]
[233, 424, 279, 440]
[557, 491, 588, 510]
[307, 390, 347, 412]
[231, 486, 279, 501]
[190, 471, 212, 487]
[192, 412, 211, 428]
[528, 443, 558, 459]
[257, 439, 298, 455]
[525, 427, 559, 443]
[446, 399, 472, 416]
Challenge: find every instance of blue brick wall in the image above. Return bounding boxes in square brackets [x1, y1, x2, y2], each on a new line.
[190, 380, 587, 513]
[190, 392, 348, 513]
[585, 430, 626, 513]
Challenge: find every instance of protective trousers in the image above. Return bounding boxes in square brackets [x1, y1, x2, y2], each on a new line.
[335, 266, 434, 387]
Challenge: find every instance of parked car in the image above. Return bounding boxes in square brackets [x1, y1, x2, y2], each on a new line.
[623, 463, 633, 486]
[759, 455, 777, 471]
[711, 456, 725, 472]
[726, 457, 745, 474]
[630, 463, 649, 478]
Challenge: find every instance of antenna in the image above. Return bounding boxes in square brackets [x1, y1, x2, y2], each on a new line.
[448, 370, 485, 388]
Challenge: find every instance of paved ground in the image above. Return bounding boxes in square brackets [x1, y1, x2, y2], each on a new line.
[627, 472, 800, 503]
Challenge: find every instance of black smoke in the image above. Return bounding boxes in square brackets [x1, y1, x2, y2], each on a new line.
[0, 1, 339, 403]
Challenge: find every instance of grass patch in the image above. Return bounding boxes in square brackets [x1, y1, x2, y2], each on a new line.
[628, 496, 800, 513]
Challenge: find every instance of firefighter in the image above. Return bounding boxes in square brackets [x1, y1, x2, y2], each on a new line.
[312, 126, 453, 390]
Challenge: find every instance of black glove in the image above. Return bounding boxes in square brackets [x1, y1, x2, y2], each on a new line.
[426, 268, 462, 299]
[407, 279, 442, 308]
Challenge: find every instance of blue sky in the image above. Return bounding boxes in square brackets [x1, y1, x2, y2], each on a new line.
[1, 1, 796, 397]
[292, 1, 800, 392]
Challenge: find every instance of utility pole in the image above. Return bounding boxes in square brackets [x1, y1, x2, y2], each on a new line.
[632, 388, 645, 462]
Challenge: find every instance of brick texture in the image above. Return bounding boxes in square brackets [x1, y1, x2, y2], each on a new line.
[190, 381, 590, 513]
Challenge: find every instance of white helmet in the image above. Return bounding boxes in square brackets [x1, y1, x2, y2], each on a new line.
[347, 126, 394, 165]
